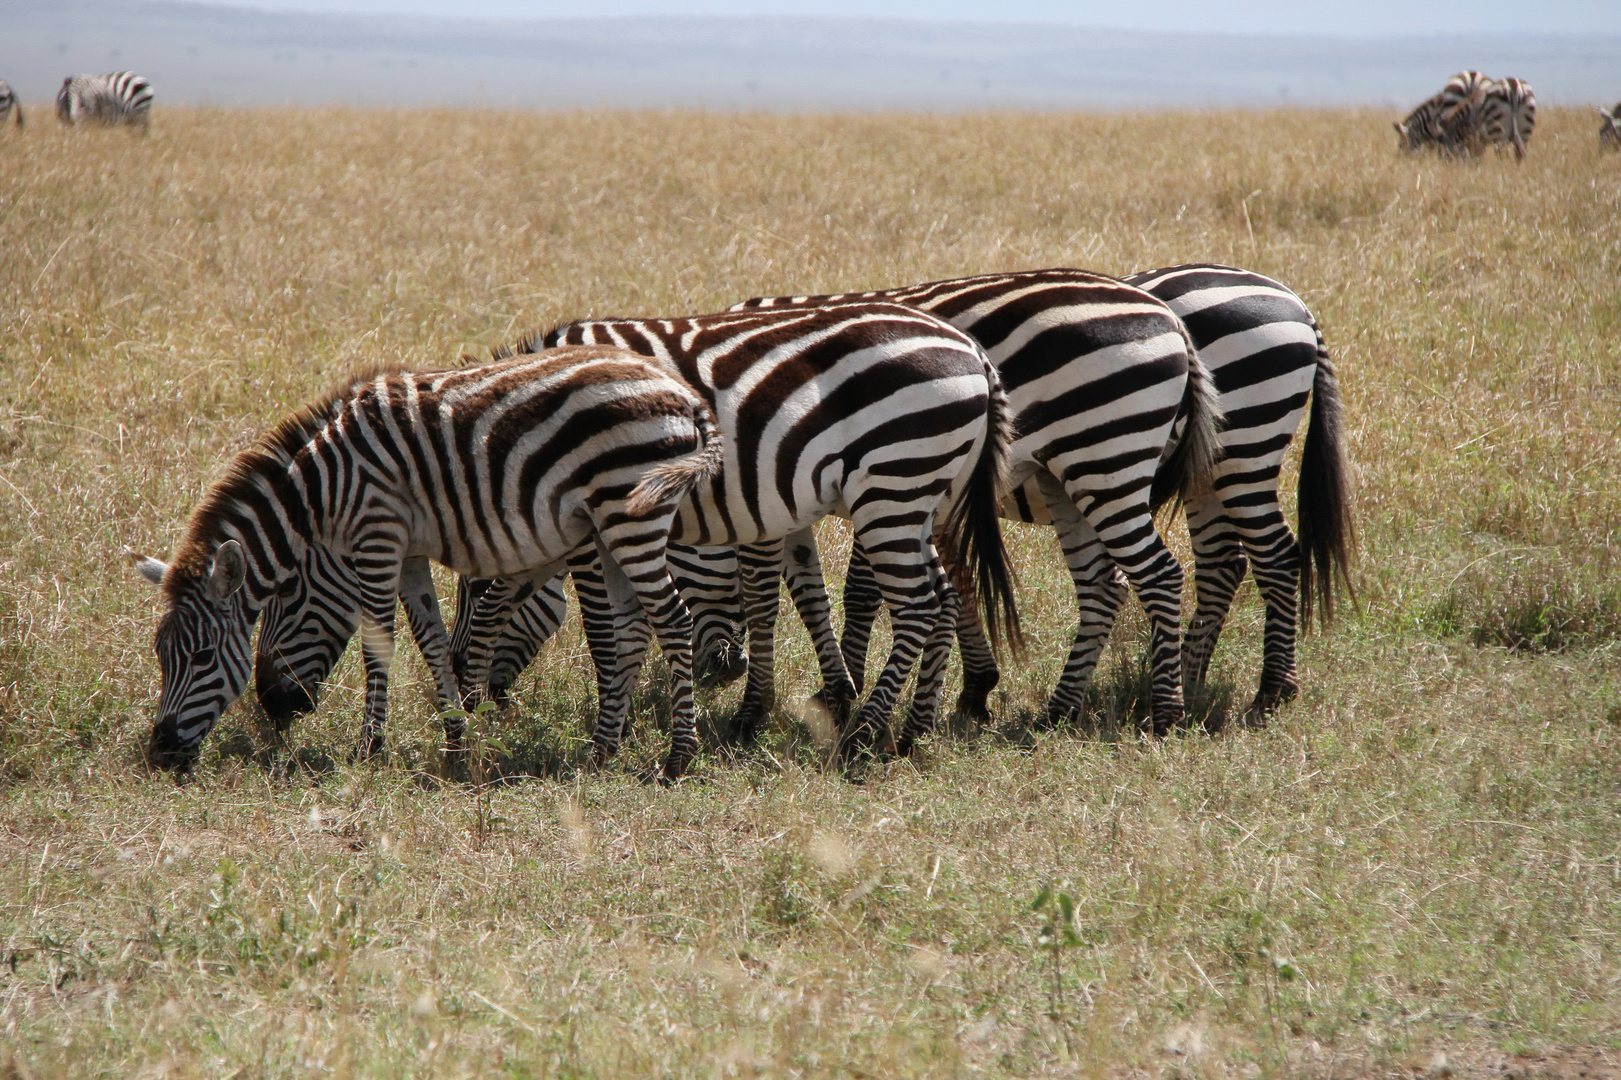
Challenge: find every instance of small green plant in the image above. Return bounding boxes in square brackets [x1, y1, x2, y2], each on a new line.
[1030, 884, 1088, 1046]
[442, 700, 511, 850]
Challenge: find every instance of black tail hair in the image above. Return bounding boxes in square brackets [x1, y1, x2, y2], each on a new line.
[937, 353, 1023, 655]
[1149, 328, 1225, 516]
[1297, 322, 1356, 629]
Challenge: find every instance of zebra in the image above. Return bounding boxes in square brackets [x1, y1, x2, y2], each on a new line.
[1394, 71, 1490, 155]
[446, 271, 1218, 743]
[253, 302, 1019, 762]
[0, 80, 22, 128]
[1601, 104, 1621, 151]
[56, 72, 153, 132]
[127, 347, 726, 780]
[1480, 77, 1536, 159]
[469, 266, 1350, 736]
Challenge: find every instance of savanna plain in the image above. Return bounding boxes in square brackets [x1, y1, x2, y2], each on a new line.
[2, 106, 1620, 1078]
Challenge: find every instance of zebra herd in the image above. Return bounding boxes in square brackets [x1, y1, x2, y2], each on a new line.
[1395, 70, 1538, 158]
[130, 263, 1354, 783]
[0, 72, 153, 133]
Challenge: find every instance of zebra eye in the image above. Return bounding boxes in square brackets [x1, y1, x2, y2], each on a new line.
[191, 647, 217, 668]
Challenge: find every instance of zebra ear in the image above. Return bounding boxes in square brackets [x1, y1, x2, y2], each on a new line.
[206, 540, 247, 603]
[123, 547, 169, 587]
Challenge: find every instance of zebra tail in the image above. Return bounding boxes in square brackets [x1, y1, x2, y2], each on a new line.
[1296, 322, 1357, 630]
[937, 356, 1024, 656]
[625, 404, 725, 515]
[1149, 330, 1225, 516]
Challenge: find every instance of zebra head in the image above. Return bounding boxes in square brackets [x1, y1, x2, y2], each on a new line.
[254, 546, 364, 728]
[131, 541, 256, 771]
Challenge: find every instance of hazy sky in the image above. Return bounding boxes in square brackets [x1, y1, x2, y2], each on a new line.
[201, 0, 1621, 36]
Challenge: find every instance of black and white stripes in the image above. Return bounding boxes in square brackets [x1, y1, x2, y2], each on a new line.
[0, 80, 21, 129]
[1395, 71, 1537, 159]
[1601, 104, 1621, 151]
[57, 71, 153, 132]
[132, 348, 724, 779]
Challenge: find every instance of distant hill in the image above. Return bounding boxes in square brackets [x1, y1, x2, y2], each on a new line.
[3, 0, 1618, 110]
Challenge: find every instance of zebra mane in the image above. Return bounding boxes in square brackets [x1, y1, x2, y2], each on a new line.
[485, 327, 549, 363]
[163, 368, 397, 598]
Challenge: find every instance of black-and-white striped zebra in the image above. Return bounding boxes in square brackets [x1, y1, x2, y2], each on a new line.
[128, 347, 725, 779]
[430, 268, 1350, 739]
[469, 303, 1018, 757]
[436, 271, 1218, 742]
[1394, 70, 1489, 155]
[0, 80, 22, 128]
[56, 72, 153, 132]
[727, 270, 1220, 737]
[1480, 77, 1536, 159]
[1601, 104, 1621, 151]
[251, 303, 1018, 761]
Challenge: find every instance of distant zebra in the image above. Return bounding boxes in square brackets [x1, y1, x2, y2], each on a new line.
[1394, 70, 1490, 154]
[253, 303, 1018, 764]
[1601, 103, 1621, 150]
[127, 347, 725, 779]
[57, 72, 153, 132]
[0, 80, 22, 128]
[1480, 77, 1536, 159]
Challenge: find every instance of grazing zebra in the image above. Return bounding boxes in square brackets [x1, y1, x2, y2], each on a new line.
[516, 266, 1348, 734]
[467, 302, 1018, 759]
[1480, 77, 1537, 159]
[255, 302, 1018, 761]
[726, 270, 1220, 739]
[1601, 104, 1621, 150]
[1394, 70, 1489, 154]
[56, 72, 153, 132]
[447, 271, 1219, 742]
[0, 80, 22, 128]
[127, 347, 725, 779]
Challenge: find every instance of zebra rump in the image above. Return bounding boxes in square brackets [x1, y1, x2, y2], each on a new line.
[57, 72, 153, 132]
[1601, 104, 1621, 150]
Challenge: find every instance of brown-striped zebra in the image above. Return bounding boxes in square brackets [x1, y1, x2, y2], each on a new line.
[128, 348, 724, 780]
[1395, 70, 1490, 154]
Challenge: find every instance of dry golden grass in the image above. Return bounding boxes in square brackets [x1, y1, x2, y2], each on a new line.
[1, 106, 1620, 1077]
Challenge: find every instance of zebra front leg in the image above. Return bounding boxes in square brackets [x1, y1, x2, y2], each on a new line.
[895, 569, 963, 757]
[593, 534, 697, 782]
[782, 527, 858, 727]
[838, 541, 883, 695]
[730, 539, 784, 745]
[398, 557, 466, 753]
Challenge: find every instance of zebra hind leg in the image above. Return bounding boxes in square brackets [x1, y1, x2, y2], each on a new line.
[730, 539, 785, 746]
[782, 528, 859, 727]
[895, 570, 963, 757]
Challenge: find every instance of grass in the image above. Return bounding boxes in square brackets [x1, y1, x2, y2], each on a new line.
[2, 105, 1621, 1077]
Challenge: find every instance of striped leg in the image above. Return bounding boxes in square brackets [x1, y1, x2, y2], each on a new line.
[894, 570, 963, 755]
[667, 545, 748, 687]
[1194, 477, 1303, 725]
[352, 532, 411, 760]
[730, 538, 784, 744]
[837, 520, 943, 764]
[398, 557, 468, 752]
[1040, 520, 1130, 727]
[486, 579, 570, 703]
[1181, 494, 1248, 691]
[781, 529, 859, 725]
[1045, 470, 1185, 734]
[949, 581, 1002, 725]
[566, 548, 652, 740]
[591, 532, 700, 781]
[838, 542, 883, 694]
